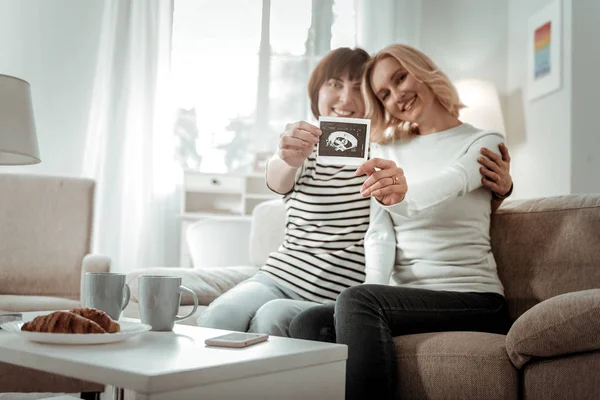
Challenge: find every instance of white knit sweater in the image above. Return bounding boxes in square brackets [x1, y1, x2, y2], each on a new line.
[364, 123, 505, 295]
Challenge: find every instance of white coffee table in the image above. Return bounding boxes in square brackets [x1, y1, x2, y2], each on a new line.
[0, 313, 347, 399]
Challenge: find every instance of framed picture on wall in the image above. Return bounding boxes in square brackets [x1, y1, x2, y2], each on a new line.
[527, 0, 562, 101]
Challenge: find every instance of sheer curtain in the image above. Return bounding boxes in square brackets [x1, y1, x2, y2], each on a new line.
[82, 0, 180, 272]
[355, 0, 422, 53]
[170, 0, 360, 175]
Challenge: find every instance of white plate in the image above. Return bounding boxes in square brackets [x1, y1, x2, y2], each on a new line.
[0, 320, 152, 345]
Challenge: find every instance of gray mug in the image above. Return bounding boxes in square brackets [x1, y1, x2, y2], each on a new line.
[84, 272, 131, 320]
[138, 275, 199, 331]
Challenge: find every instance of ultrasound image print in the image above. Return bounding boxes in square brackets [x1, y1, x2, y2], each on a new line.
[318, 120, 368, 159]
[326, 131, 358, 152]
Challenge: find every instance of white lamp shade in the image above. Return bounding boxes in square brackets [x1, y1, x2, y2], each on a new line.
[0, 74, 40, 165]
[455, 79, 505, 135]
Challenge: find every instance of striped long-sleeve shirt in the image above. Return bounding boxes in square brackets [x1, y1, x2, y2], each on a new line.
[262, 151, 370, 303]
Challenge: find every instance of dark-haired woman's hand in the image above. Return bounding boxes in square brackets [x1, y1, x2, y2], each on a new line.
[356, 158, 408, 206]
[479, 142, 512, 197]
[278, 121, 321, 168]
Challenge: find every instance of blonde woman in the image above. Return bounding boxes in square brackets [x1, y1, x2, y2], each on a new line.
[335, 44, 510, 399]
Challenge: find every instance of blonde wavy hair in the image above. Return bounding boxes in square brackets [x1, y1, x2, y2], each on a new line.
[363, 44, 464, 144]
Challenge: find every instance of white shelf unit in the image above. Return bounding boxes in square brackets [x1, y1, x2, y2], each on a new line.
[180, 171, 279, 267]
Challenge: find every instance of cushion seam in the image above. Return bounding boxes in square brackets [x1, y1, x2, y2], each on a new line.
[496, 204, 600, 216]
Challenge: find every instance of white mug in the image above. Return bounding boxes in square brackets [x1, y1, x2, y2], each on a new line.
[84, 272, 130, 320]
[138, 275, 198, 331]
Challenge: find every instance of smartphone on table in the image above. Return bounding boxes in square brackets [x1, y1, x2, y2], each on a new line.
[205, 332, 269, 348]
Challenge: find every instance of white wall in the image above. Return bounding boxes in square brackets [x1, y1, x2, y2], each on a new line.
[570, 0, 600, 194]
[418, 0, 508, 92]
[0, 0, 104, 177]
[357, 0, 508, 98]
[355, 0, 422, 53]
[506, 0, 572, 198]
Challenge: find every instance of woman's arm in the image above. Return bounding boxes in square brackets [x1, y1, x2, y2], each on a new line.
[363, 198, 396, 284]
[265, 121, 321, 194]
[360, 132, 505, 218]
[265, 155, 300, 195]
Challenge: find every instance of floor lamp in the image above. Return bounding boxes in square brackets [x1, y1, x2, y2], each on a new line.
[455, 78, 506, 135]
[0, 74, 40, 323]
[0, 74, 40, 165]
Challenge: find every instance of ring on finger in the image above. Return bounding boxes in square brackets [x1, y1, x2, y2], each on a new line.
[392, 176, 399, 185]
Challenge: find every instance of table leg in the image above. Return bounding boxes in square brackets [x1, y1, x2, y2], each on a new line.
[80, 393, 101, 400]
[113, 387, 125, 400]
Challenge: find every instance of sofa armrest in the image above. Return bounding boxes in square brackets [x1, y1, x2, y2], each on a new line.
[79, 254, 112, 305]
[505, 289, 600, 368]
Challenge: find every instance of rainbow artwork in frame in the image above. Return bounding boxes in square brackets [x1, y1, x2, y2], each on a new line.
[527, 0, 562, 101]
[534, 22, 552, 79]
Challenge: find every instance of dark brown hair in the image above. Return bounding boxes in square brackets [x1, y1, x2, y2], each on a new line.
[307, 47, 370, 119]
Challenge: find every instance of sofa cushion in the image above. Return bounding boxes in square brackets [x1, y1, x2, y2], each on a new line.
[0, 295, 80, 313]
[491, 195, 600, 320]
[249, 199, 286, 266]
[127, 266, 259, 306]
[394, 331, 517, 400]
[523, 351, 600, 400]
[505, 289, 600, 368]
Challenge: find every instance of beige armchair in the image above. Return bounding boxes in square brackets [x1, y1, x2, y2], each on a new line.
[0, 173, 106, 396]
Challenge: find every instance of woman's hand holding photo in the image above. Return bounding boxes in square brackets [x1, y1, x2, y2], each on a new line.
[356, 158, 408, 206]
[278, 121, 321, 168]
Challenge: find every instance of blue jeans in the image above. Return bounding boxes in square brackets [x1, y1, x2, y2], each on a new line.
[196, 272, 319, 336]
[290, 285, 510, 400]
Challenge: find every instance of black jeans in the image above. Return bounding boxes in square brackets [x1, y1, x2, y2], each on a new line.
[291, 285, 510, 400]
[289, 302, 336, 343]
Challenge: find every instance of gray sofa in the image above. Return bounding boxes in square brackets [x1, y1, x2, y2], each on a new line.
[138, 195, 600, 400]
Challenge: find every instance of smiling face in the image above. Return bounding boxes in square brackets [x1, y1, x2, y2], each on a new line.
[370, 56, 437, 125]
[364, 44, 465, 143]
[317, 73, 365, 119]
[307, 47, 370, 119]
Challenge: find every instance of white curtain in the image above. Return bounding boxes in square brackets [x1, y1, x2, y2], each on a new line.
[83, 0, 180, 272]
[355, 0, 422, 53]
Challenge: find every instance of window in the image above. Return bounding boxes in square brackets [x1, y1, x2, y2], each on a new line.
[171, 0, 356, 173]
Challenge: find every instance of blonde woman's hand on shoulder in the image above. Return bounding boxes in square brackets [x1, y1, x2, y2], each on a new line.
[356, 158, 408, 206]
[278, 121, 321, 168]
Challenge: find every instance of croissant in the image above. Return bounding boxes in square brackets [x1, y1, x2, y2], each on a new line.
[21, 311, 105, 334]
[69, 307, 120, 333]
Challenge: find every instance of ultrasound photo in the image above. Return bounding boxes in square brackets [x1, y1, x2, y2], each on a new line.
[317, 116, 370, 166]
